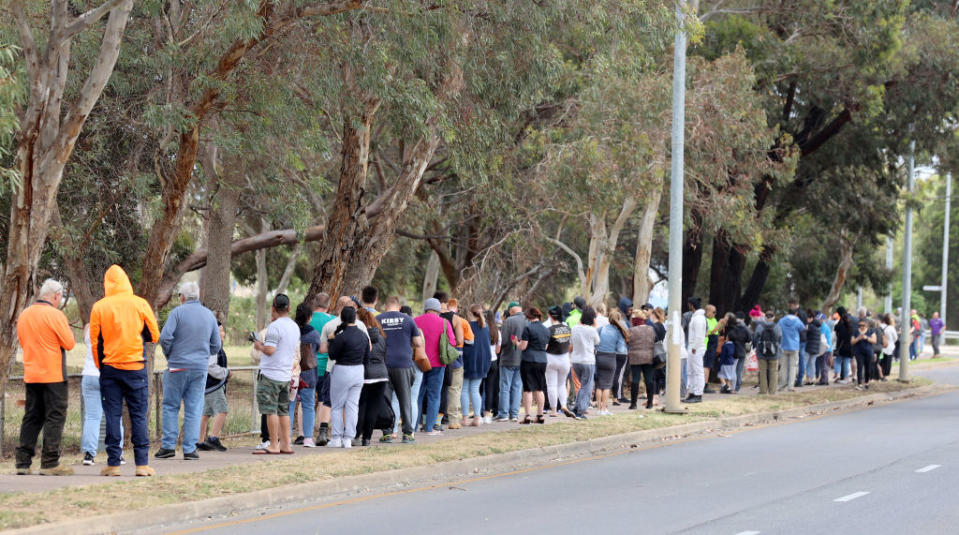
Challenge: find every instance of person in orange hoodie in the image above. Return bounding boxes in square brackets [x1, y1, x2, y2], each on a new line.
[15, 279, 76, 476]
[89, 265, 160, 477]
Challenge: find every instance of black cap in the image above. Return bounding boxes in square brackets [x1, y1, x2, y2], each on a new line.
[273, 293, 290, 312]
[640, 303, 654, 311]
[573, 296, 587, 309]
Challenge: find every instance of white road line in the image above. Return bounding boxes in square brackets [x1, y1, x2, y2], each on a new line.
[916, 464, 941, 473]
[834, 491, 870, 502]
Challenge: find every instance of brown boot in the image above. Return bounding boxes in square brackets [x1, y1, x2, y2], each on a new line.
[15, 467, 31, 475]
[39, 465, 74, 476]
[100, 465, 121, 477]
[135, 465, 155, 477]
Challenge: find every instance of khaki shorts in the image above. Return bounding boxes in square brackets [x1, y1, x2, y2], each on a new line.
[256, 376, 290, 416]
[203, 387, 229, 416]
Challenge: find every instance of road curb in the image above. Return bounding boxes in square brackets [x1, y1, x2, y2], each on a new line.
[5, 383, 946, 534]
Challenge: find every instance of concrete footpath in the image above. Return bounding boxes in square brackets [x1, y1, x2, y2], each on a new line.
[4, 372, 953, 535]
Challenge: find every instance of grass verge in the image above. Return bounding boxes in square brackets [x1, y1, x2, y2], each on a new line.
[0, 377, 935, 530]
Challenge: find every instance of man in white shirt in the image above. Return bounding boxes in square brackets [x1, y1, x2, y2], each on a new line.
[251, 294, 299, 454]
[684, 297, 707, 403]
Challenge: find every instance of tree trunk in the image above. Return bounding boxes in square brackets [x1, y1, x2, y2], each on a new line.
[50, 207, 98, 322]
[0, 0, 134, 392]
[709, 232, 730, 313]
[274, 242, 301, 295]
[632, 185, 662, 306]
[682, 224, 704, 305]
[587, 195, 637, 307]
[422, 251, 441, 302]
[255, 219, 269, 332]
[821, 236, 854, 312]
[740, 245, 774, 311]
[724, 247, 747, 313]
[199, 167, 241, 321]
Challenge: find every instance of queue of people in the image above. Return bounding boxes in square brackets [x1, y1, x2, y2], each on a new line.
[12, 267, 948, 475]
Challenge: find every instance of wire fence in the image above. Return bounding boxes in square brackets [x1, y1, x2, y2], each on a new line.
[1, 366, 264, 458]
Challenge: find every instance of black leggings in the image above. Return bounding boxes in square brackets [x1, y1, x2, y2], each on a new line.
[356, 381, 389, 441]
[611, 354, 628, 399]
[855, 351, 871, 385]
[630, 364, 656, 408]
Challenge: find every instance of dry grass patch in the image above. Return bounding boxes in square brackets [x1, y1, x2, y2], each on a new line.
[0, 376, 937, 530]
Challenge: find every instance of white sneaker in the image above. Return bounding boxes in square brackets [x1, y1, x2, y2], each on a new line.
[256, 440, 271, 450]
[341, 440, 351, 449]
[327, 438, 342, 448]
[483, 416, 492, 424]
[303, 438, 316, 448]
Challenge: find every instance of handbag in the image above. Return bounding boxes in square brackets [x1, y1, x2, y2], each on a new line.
[413, 344, 432, 373]
[653, 341, 667, 369]
[439, 319, 460, 365]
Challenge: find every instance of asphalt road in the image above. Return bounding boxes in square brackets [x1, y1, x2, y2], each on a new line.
[164, 366, 959, 535]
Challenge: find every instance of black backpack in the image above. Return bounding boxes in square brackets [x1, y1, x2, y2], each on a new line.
[757, 325, 777, 358]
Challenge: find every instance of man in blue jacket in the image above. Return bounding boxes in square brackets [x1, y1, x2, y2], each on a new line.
[777, 300, 805, 393]
[155, 282, 221, 460]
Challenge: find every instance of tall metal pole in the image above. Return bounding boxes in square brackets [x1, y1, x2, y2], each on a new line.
[941, 172, 951, 326]
[664, 0, 687, 413]
[899, 140, 916, 382]
[884, 236, 894, 314]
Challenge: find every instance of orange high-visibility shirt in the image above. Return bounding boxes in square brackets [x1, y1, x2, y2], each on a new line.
[17, 301, 75, 383]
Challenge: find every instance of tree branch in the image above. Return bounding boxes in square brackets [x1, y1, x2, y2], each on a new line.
[62, 0, 126, 40]
[10, 0, 38, 77]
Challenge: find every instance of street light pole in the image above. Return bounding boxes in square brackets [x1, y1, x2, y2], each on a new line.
[941, 172, 951, 325]
[899, 140, 916, 382]
[664, 0, 687, 413]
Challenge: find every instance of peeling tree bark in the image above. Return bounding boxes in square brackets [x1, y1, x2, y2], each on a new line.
[821, 233, 854, 312]
[0, 0, 133, 393]
[632, 185, 662, 306]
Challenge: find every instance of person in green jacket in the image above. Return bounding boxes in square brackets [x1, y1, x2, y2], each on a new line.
[566, 296, 586, 328]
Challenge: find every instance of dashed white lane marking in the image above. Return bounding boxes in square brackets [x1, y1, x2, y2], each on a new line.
[834, 491, 870, 502]
[916, 464, 941, 473]
[735, 531, 760, 535]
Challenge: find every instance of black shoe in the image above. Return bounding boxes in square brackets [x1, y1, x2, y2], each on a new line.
[628, 403, 638, 410]
[611, 400, 621, 406]
[361, 438, 370, 447]
[293, 435, 305, 445]
[82, 452, 96, 466]
[317, 426, 329, 446]
[703, 387, 717, 394]
[617, 397, 630, 404]
[154, 448, 175, 459]
[682, 395, 703, 404]
[196, 440, 212, 451]
[720, 385, 731, 394]
[206, 436, 228, 452]
[184, 451, 200, 460]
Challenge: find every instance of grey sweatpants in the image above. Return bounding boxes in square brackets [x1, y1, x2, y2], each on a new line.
[388, 366, 416, 436]
[330, 364, 364, 441]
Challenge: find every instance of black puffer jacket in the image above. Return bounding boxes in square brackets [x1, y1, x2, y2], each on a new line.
[805, 319, 822, 357]
[364, 328, 389, 380]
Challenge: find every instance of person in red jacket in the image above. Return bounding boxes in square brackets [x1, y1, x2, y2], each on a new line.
[89, 265, 160, 477]
[15, 279, 75, 476]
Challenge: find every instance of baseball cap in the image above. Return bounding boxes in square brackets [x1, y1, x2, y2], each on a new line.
[424, 298, 442, 312]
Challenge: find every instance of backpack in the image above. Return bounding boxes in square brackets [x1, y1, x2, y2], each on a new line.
[757, 325, 778, 358]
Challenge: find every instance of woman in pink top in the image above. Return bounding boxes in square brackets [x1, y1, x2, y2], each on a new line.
[413, 298, 456, 435]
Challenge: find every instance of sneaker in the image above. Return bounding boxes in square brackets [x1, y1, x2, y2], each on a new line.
[379, 435, 393, 443]
[509, 417, 519, 422]
[327, 438, 343, 448]
[302, 438, 316, 448]
[196, 440, 212, 451]
[39, 465, 74, 476]
[703, 387, 717, 394]
[682, 395, 703, 404]
[256, 440, 272, 450]
[493, 416, 509, 422]
[448, 422, 462, 430]
[15, 467, 31, 475]
[154, 448, 175, 459]
[342, 439, 352, 449]
[433, 424, 443, 432]
[425, 430, 443, 436]
[317, 427, 330, 447]
[82, 452, 95, 466]
[483, 416, 492, 424]
[361, 438, 370, 446]
[628, 404, 637, 410]
[402, 434, 415, 444]
[183, 451, 200, 460]
[293, 435, 305, 445]
[119, 456, 127, 466]
[207, 436, 228, 452]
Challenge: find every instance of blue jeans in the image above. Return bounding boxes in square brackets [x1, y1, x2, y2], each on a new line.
[572, 363, 595, 416]
[82, 375, 123, 456]
[290, 368, 317, 438]
[461, 377, 483, 420]
[416, 367, 445, 431]
[834, 355, 851, 379]
[497, 366, 522, 419]
[734, 357, 745, 392]
[795, 343, 806, 385]
[161, 368, 207, 453]
[100, 365, 150, 467]
[408, 368, 423, 432]
[909, 339, 918, 360]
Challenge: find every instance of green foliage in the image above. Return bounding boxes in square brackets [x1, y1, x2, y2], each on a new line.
[0, 43, 22, 193]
